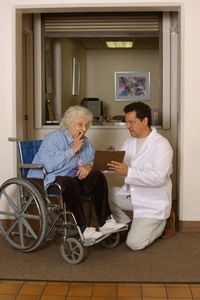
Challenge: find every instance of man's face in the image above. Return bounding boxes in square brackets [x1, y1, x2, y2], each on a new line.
[125, 111, 148, 138]
[69, 117, 89, 138]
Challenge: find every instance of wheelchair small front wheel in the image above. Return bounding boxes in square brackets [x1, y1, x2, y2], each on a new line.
[60, 237, 85, 264]
[100, 232, 120, 249]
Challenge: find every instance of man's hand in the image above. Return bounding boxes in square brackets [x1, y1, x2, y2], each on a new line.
[107, 161, 128, 176]
[76, 164, 92, 180]
[71, 131, 84, 153]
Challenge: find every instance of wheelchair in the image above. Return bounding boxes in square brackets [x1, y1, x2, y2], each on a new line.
[0, 138, 127, 264]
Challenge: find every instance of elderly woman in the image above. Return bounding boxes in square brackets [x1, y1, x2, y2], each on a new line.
[28, 105, 125, 240]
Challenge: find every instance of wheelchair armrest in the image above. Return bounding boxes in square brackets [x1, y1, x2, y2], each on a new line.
[19, 163, 44, 169]
[19, 163, 47, 178]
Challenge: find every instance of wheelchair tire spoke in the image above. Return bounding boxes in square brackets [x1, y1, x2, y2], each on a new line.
[20, 195, 34, 213]
[0, 178, 48, 252]
[2, 190, 18, 213]
[18, 218, 25, 247]
[21, 217, 38, 240]
[69, 243, 79, 254]
[0, 211, 16, 217]
[0, 218, 18, 237]
[21, 213, 40, 220]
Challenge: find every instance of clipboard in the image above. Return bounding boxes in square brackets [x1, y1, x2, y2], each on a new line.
[93, 150, 125, 171]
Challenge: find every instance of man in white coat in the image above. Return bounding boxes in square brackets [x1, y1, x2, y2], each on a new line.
[108, 102, 173, 250]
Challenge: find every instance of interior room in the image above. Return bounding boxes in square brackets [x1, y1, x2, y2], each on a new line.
[41, 13, 161, 127]
[21, 9, 178, 218]
[2, 1, 200, 298]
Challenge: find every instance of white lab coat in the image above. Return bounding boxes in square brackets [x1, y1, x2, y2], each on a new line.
[119, 128, 173, 219]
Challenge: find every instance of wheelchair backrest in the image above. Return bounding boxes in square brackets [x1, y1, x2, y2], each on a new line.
[17, 139, 43, 177]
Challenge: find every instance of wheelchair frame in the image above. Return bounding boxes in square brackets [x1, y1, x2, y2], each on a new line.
[0, 138, 126, 264]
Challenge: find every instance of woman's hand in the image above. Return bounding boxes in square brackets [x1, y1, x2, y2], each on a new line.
[76, 164, 92, 180]
[107, 161, 128, 176]
[71, 131, 84, 153]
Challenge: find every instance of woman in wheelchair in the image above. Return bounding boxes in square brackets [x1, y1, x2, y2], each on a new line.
[27, 105, 126, 241]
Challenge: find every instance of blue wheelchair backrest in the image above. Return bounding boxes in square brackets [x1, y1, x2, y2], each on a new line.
[17, 139, 43, 177]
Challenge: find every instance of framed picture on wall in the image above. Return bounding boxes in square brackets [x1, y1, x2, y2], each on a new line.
[72, 57, 80, 96]
[115, 71, 150, 101]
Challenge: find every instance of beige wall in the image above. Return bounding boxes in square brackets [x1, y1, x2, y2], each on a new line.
[61, 38, 86, 111]
[87, 48, 159, 119]
[0, 0, 200, 222]
[50, 42, 159, 120]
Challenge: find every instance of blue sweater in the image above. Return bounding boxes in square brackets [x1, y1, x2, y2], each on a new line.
[27, 128, 95, 188]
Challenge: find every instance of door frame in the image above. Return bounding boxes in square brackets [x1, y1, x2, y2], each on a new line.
[16, 2, 182, 217]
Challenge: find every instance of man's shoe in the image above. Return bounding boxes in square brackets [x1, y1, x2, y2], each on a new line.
[99, 217, 126, 234]
[83, 227, 103, 240]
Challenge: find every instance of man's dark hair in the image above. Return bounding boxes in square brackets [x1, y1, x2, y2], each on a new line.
[124, 101, 152, 127]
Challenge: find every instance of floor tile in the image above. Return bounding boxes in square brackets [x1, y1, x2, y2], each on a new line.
[191, 284, 200, 288]
[47, 281, 70, 286]
[15, 295, 41, 300]
[24, 281, 47, 285]
[68, 285, 93, 297]
[91, 297, 116, 300]
[43, 285, 70, 296]
[168, 298, 193, 300]
[70, 282, 94, 286]
[143, 298, 167, 300]
[118, 297, 141, 300]
[166, 284, 191, 288]
[142, 283, 166, 288]
[94, 283, 118, 287]
[0, 283, 22, 295]
[166, 286, 192, 298]
[0, 295, 16, 300]
[142, 286, 167, 298]
[67, 297, 91, 300]
[40, 296, 66, 300]
[118, 285, 141, 297]
[2, 279, 200, 299]
[1, 280, 24, 285]
[118, 283, 141, 287]
[18, 283, 45, 295]
[191, 287, 200, 298]
[93, 285, 117, 297]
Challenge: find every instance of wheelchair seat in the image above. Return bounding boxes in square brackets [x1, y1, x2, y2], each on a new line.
[0, 137, 125, 264]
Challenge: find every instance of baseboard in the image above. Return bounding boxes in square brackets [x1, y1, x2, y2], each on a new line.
[179, 220, 200, 232]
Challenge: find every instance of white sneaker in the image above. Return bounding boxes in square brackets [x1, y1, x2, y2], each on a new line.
[99, 217, 126, 234]
[83, 227, 103, 240]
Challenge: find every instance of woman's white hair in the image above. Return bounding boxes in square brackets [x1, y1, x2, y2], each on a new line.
[60, 105, 93, 129]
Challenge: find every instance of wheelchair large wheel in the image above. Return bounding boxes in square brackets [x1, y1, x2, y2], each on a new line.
[0, 177, 48, 252]
[100, 232, 120, 249]
[60, 237, 85, 264]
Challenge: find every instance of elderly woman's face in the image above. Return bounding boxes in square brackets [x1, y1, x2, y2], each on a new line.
[68, 117, 89, 138]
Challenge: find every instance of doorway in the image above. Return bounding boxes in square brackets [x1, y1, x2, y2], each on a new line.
[19, 6, 180, 214]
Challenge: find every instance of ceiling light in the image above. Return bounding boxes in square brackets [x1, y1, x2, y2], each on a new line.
[106, 41, 133, 48]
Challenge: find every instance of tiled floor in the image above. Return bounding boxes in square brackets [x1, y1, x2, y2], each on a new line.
[0, 281, 200, 300]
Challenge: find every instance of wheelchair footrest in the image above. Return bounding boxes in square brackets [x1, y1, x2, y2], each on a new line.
[83, 225, 128, 247]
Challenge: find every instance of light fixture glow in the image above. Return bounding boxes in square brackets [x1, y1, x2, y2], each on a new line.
[106, 41, 133, 48]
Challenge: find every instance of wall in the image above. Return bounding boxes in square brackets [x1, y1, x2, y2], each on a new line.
[61, 38, 87, 111]
[87, 48, 159, 120]
[0, 0, 200, 222]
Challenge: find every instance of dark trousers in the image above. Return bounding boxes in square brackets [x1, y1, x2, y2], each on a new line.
[31, 170, 111, 228]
